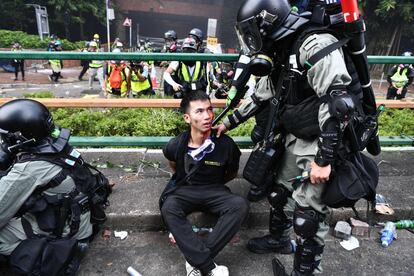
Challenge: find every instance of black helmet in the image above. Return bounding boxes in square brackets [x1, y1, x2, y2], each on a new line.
[0, 99, 54, 143]
[164, 30, 177, 41]
[236, 0, 308, 54]
[189, 28, 203, 43]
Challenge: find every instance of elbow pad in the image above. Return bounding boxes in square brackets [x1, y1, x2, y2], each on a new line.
[324, 86, 355, 121]
[232, 54, 252, 91]
[315, 118, 340, 167]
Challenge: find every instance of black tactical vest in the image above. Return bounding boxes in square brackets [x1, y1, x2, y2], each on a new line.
[278, 26, 364, 140]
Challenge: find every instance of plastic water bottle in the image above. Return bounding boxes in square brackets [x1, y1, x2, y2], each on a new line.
[380, 222, 396, 247]
[394, 220, 414, 229]
[127, 266, 143, 276]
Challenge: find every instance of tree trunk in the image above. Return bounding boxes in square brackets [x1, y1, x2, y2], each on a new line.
[79, 13, 85, 40]
[377, 24, 399, 74]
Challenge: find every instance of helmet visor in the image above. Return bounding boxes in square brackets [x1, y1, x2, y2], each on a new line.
[235, 16, 262, 55]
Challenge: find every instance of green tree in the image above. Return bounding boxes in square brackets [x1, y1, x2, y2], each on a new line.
[362, 0, 414, 74]
[43, 0, 106, 40]
[0, 0, 106, 41]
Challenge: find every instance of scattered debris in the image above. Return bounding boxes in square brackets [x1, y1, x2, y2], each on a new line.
[230, 234, 241, 245]
[127, 266, 143, 276]
[334, 221, 352, 240]
[102, 228, 112, 240]
[114, 230, 128, 240]
[380, 222, 397, 247]
[375, 194, 395, 215]
[340, 236, 360, 251]
[168, 232, 176, 245]
[350, 218, 370, 237]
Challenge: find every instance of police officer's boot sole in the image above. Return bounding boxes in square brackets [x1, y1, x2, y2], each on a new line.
[247, 235, 294, 254]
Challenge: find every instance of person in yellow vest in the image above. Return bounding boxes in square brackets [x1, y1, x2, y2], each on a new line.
[386, 51, 414, 100]
[104, 48, 129, 98]
[87, 41, 105, 93]
[129, 61, 155, 97]
[92, 33, 101, 49]
[48, 41, 63, 83]
[11, 42, 25, 81]
[163, 37, 207, 99]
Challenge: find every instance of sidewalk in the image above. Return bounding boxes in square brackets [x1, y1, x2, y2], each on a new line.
[77, 149, 413, 231]
[0, 149, 412, 275]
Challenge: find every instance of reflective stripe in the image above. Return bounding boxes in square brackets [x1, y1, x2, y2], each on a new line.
[180, 61, 202, 82]
[49, 60, 60, 65]
[130, 71, 151, 93]
[89, 60, 103, 68]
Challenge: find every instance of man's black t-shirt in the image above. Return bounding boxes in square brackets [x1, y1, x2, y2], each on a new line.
[163, 133, 241, 186]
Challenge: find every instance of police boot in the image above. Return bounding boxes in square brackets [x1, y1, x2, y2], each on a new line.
[247, 208, 294, 254]
[291, 239, 324, 276]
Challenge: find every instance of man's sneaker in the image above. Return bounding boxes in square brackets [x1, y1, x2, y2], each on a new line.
[247, 234, 295, 254]
[207, 264, 229, 276]
[185, 261, 202, 276]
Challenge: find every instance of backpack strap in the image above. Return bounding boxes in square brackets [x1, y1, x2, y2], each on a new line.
[304, 38, 349, 70]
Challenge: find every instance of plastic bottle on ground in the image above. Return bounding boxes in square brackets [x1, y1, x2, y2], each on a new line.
[380, 221, 396, 247]
[394, 220, 414, 229]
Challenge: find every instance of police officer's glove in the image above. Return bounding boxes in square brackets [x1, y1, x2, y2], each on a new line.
[226, 86, 238, 107]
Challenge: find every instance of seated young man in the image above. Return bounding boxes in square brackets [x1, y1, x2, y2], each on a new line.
[160, 91, 249, 276]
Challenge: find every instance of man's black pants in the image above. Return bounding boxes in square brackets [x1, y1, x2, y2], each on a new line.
[386, 86, 408, 99]
[161, 185, 249, 273]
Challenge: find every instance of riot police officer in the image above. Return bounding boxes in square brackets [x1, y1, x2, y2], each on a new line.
[215, 0, 367, 275]
[0, 99, 110, 275]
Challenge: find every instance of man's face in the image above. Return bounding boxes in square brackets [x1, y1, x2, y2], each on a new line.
[184, 100, 214, 133]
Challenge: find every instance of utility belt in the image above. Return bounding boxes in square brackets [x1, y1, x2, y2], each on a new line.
[16, 145, 112, 238]
[17, 176, 90, 238]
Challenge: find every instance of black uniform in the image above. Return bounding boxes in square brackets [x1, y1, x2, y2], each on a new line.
[160, 131, 248, 274]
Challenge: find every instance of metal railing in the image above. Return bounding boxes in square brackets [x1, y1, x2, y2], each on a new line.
[0, 51, 414, 64]
[1, 51, 413, 147]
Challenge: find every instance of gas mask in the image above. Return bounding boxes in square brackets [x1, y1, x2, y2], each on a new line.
[0, 129, 35, 171]
[0, 144, 14, 171]
[235, 11, 277, 77]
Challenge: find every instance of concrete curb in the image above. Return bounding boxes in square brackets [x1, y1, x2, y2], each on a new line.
[79, 150, 414, 231]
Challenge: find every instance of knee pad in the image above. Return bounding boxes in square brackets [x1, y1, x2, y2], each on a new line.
[293, 205, 323, 240]
[268, 185, 291, 209]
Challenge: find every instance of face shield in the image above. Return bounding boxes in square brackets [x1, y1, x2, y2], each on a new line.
[235, 16, 263, 55]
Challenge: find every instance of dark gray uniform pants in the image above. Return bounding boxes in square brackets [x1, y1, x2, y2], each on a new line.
[161, 185, 249, 273]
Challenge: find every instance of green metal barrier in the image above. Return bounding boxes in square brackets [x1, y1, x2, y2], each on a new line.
[69, 136, 414, 147]
[0, 51, 414, 64]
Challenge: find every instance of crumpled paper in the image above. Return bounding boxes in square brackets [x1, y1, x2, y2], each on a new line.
[114, 230, 128, 240]
[340, 236, 359, 251]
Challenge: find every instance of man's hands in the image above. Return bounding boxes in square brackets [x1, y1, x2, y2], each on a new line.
[172, 83, 183, 92]
[212, 123, 228, 137]
[310, 161, 331, 185]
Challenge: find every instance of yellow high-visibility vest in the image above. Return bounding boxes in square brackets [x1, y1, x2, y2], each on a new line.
[130, 70, 151, 94]
[179, 62, 202, 82]
[391, 67, 409, 88]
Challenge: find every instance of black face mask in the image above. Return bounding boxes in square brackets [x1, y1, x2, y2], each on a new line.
[184, 61, 196, 67]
